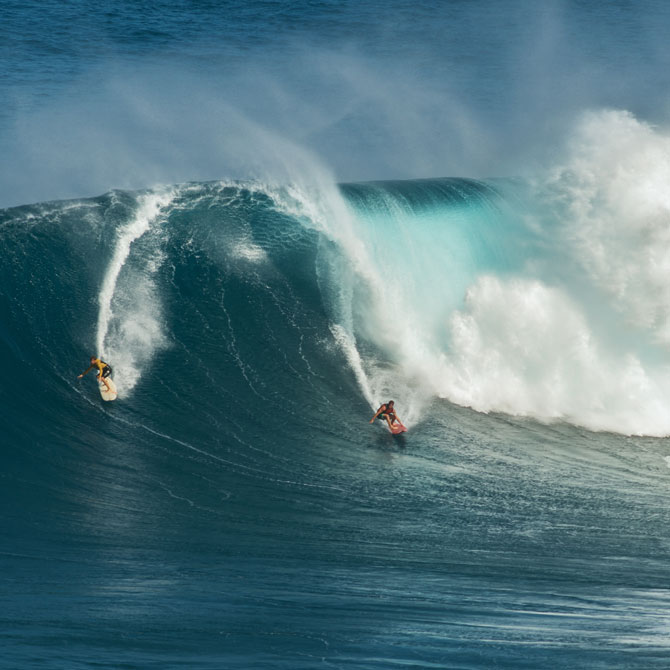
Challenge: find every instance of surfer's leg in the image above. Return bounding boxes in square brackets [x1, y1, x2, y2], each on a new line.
[102, 366, 113, 390]
[98, 373, 112, 391]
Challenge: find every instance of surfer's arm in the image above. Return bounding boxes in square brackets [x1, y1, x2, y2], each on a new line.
[77, 364, 94, 378]
[369, 407, 383, 423]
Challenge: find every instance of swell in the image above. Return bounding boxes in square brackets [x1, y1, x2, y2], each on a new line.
[3, 154, 670, 441]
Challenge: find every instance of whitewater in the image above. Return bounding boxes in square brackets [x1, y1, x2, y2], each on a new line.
[5, 1, 670, 668]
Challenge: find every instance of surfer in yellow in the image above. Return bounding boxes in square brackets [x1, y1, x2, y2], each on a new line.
[77, 356, 113, 392]
[370, 400, 402, 431]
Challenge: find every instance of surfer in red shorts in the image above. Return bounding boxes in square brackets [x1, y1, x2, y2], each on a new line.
[370, 400, 402, 431]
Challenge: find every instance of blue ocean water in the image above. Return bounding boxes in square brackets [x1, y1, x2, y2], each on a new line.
[4, 2, 670, 669]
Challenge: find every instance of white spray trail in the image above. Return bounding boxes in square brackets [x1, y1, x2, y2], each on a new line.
[96, 190, 175, 394]
[273, 179, 431, 424]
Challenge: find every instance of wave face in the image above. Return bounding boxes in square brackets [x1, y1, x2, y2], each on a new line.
[8, 161, 670, 440]
[4, 166, 670, 668]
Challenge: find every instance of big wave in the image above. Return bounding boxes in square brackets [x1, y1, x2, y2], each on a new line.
[3, 110, 670, 438]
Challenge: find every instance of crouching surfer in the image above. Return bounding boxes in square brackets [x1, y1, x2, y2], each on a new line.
[370, 400, 403, 431]
[77, 356, 113, 392]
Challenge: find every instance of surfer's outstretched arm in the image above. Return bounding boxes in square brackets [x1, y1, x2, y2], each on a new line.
[77, 364, 94, 379]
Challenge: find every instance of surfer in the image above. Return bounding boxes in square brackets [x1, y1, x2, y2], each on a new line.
[370, 400, 402, 431]
[77, 356, 113, 392]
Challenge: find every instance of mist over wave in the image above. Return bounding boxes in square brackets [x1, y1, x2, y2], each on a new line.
[5, 1, 670, 210]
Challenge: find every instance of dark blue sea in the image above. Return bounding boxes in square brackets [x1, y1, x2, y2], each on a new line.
[5, 1, 670, 668]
